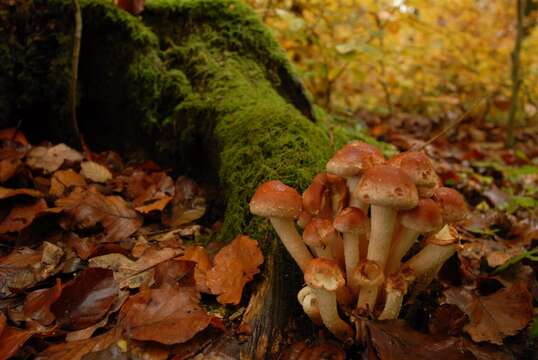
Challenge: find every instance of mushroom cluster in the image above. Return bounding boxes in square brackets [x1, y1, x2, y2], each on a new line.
[249, 142, 469, 343]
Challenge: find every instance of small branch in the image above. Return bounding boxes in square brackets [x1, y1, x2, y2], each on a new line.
[70, 0, 83, 149]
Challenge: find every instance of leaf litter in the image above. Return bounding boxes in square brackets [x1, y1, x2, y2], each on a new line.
[0, 129, 264, 359]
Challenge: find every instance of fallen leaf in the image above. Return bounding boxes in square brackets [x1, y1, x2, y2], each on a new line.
[153, 259, 195, 288]
[23, 278, 62, 325]
[135, 196, 172, 214]
[51, 268, 118, 330]
[0, 313, 5, 335]
[56, 187, 142, 243]
[0, 327, 34, 360]
[367, 320, 511, 360]
[0, 242, 63, 296]
[0, 199, 48, 233]
[49, 169, 87, 197]
[280, 340, 345, 360]
[206, 235, 264, 305]
[0, 128, 28, 145]
[119, 287, 210, 344]
[177, 245, 212, 293]
[0, 156, 21, 183]
[80, 161, 112, 183]
[123, 170, 174, 206]
[162, 176, 206, 227]
[65, 316, 109, 342]
[36, 327, 122, 360]
[444, 283, 533, 344]
[0, 187, 42, 200]
[26, 144, 82, 173]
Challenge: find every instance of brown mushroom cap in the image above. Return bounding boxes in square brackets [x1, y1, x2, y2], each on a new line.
[333, 207, 369, 234]
[303, 218, 338, 248]
[355, 165, 418, 209]
[351, 260, 384, 287]
[400, 198, 443, 233]
[304, 258, 345, 291]
[326, 141, 385, 177]
[389, 151, 437, 189]
[432, 187, 469, 223]
[303, 173, 348, 218]
[249, 180, 302, 219]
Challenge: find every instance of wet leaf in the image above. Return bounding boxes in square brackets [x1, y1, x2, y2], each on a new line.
[26, 144, 82, 173]
[119, 287, 210, 344]
[56, 187, 142, 243]
[80, 161, 112, 183]
[49, 169, 87, 198]
[444, 283, 533, 344]
[36, 327, 122, 360]
[23, 278, 62, 325]
[0, 327, 34, 360]
[0, 199, 48, 233]
[206, 235, 264, 305]
[51, 268, 118, 330]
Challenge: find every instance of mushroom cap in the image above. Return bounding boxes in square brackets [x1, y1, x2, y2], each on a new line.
[326, 141, 385, 177]
[303, 218, 338, 248]
[304, 258, 345, 291]
[296, 210, 312, 229]
[432, 187, 469, 223]
[249, 180, 302, 219]
[303, 173, 348, 218]
[389, 151, 437, 189]
[351, 260, 384, 287]
[333, 207, 369, 234]
[355, 165, 418, 209]
[400, 198, 443, 233]
[426, 224, 459, 246]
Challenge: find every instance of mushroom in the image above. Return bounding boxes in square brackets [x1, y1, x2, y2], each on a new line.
[304, 258, 353, 341]
[333, 207, 369, 290]
[250, 180, 312, 271]
[389, 151, 438, 198]
[403, 224, 459, 282]
[385, 198, 443, 275]
[298, 286, 322, 325]
[326, 141, 385, 212]
[303, 218, 338, 259]
[377, 268, 415, 320]
[303, 172, 348, 219]
[352, 260, 385, 313]
[297, 210, 312, 229]
[432, 187, 469, 223]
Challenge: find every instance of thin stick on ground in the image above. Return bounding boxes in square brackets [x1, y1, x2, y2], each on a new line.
[70, 0, 83, 150]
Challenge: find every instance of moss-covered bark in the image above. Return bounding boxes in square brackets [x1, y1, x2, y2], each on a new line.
[0, 1, 394, 356]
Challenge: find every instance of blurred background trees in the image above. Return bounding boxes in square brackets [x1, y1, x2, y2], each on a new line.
[247, 0, 538, 137]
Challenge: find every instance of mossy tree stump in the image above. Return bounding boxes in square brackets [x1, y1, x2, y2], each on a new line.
[0, 0, 392, 357]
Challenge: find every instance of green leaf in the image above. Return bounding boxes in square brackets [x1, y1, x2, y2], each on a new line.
[494, 247, 538, 274]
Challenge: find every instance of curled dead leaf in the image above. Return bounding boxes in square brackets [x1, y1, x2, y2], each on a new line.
[206, 235, 264, 305]
[0, 327, 35, 360]
[0, 199, 48, 233]
[0, 187, 42, 200]
[26, 144, 82, 173]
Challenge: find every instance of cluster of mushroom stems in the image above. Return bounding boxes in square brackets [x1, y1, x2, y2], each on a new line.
[249, 142, 468, 343]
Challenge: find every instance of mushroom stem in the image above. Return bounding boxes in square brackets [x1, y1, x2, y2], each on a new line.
[270, 217, 313, 271]
[367, 205, 398, 269]
[404, 243, 457, 280]
[312, 288, 353, 341]
[359, 234, 368, 262]
[331, 235, 346, 270]
[386, 227, 419, 275]
[348, 177, 368, 212]
[354, 260, 385, 313]
[377, 272, 414, 320]
[356, 285, 379, 312]
[342, 232, 360, 286]
[298, 287, 322, 325]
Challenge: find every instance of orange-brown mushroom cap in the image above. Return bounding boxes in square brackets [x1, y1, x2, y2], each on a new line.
[400, 198, 443, 233]
[249, 180, 302, 219]
[303, 218, 338, 248]
[389, 151, 437, 189]
[304, 258, 345, 292]
[326, 141, 385, 177]
[303, 173, 348, 218]
[351, 260, 385, 288]
[432, 187, 469, 223]
[355, 165, 418, 209]
[333, 207, 369, 235]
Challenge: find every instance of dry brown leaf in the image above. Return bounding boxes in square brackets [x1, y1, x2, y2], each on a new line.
[0, 199, 48, 233]
[26, 144, 82, 173]
[56, 187, 142, 243]
[177, 245, 212, 293]
[0, 327, 34, 360]
[50, 169, 87, 197]
[206, 235, 264, 305]
[0, 128, 28, 145]
[153, 259, 195, 288]
[23, 278, 62, 326]
[0, 156, 21, 183]
[80, 161, 112, 183]
[51, 268, 119, 330]
[65, 316, 109, 342]
[444, 283, 533, 344]
[119, 287, 210, 345]
[280, 340, 345, 360]
[36, 327, 122, 360]
[162, 176, 206, 227]
[0, 242, 63, 296]
[0, 313, 5, 335]
[0, 187, 42, 200]
[135, 196, 173, 214]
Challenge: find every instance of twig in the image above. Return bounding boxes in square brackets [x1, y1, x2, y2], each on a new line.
[70, 0, 83, 149]
[413, 96, 489, 151]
